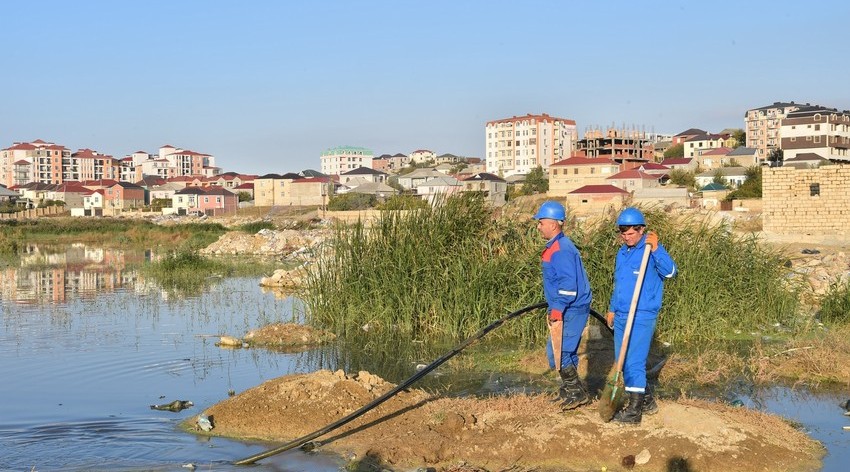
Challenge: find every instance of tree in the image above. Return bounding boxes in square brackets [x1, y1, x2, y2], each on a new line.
[732, 129, 747, 148]
[725, 166, 762, 200]
[237, 191, 252, 203]
[712, 170, 729, 188]
[663, 143, 684, 158]
[520, 165, 549, 195]
[767, 148, 784, 167]
[668, 168, 696, 190]
[327, 193, 376, 211]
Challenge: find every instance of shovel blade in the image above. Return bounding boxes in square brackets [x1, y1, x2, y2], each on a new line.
[549, 318, 563, 371]
[598, 369, 625, 421]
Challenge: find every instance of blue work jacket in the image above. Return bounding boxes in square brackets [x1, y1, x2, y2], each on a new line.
[608, 235, 677, 318]
[541, 232, 592, 315]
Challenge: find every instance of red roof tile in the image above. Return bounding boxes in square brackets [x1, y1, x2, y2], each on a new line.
[569, 184, 629, 194]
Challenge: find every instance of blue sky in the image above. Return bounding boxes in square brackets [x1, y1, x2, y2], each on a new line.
[2, 1, 848, 175]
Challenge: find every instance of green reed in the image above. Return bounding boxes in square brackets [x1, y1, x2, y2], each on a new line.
[818, 281, 850, 325]
[303, 198, 801, 346]
[303, 194, 542, 340]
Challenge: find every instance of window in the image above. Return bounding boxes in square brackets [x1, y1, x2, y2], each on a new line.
[815, 124, 820, 131]
[573, 168, 578, 174]
[810, 183, 820, 196]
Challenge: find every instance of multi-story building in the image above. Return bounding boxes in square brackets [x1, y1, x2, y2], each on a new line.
[1, 140, 72, 187]
[409, 149, 436, 164]
[780, 106, 850, 161]
[320, 146, 374, 176]
[485, 113, 577, 177]
[745, 102, 811, 161]
[573, 127, 654, 165]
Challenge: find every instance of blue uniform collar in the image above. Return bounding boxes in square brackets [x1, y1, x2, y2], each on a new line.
[546, 232, 564, 248]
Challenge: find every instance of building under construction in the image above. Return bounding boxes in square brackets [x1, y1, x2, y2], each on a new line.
[573, 125, 656, 167]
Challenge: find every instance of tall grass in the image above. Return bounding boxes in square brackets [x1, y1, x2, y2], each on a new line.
[817, 281, 850, 324]
[303, 194, 542, 340]
[304, 197, 802, 347]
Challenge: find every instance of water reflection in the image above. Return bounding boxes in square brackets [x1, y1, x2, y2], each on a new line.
[1, 244, 147, 305]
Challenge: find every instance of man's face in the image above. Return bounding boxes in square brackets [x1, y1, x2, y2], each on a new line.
[536, 218, 561, 240]
[618, 224, 645, 247]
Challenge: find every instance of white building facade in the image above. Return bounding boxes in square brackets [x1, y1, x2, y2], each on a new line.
[485, 113, 577, 177]
[320, 146, 374, 176]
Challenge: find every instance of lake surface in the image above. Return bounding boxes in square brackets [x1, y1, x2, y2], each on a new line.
[1, 245, 848, 471]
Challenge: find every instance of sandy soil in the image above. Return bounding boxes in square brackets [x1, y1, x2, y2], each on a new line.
[242, 323, 336, 350]
[195, 370, 823, 472]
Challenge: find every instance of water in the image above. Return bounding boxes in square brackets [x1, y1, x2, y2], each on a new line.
[1, 245, 848, 471]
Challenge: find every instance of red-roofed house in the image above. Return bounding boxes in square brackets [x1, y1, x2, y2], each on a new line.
[548, 157, 621, 196]
[607, 169, 662, 192]
[566, 184, 630, 212]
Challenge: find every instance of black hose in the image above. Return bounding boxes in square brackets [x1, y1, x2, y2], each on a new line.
[234, 301, 548, 465]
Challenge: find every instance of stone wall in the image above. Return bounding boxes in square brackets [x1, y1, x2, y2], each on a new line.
[763, 164, 850, 235]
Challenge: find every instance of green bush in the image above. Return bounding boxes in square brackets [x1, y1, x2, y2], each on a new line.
[237, 221, 276, 233]
[327, 193, 376, 211]
[818, 281, 850, 325]
[376, 195, 428, 210]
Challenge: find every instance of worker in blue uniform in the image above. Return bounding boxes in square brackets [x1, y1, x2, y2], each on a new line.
[606, 207, 677, 424]
[533, 201, 593, 410]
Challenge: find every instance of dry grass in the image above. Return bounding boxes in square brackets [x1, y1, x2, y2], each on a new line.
[660, 350, 747, 387]
[748, 324, 850, 387]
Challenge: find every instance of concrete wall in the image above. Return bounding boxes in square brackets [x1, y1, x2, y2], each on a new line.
[763, 164, 850, 235]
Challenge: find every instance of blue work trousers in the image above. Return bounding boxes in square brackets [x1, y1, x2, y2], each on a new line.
[546, 310, 589, 370]
[613, 313, 657, 393]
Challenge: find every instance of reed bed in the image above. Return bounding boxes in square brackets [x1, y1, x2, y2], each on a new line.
[303, 197, 802, 347]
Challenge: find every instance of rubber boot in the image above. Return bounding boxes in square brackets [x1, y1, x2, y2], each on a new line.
[642, 386, 658, 415]
[557, 365, 589, 411]
[613, 392, 644, 424]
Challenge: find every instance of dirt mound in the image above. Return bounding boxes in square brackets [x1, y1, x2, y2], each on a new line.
[197, 370, 823, 472]
[243, 323, 336, 349]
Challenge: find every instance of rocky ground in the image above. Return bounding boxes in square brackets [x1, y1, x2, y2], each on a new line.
[196, 370, 823, 472]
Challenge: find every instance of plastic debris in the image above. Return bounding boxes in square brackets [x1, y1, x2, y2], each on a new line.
[150, 400, 194, 412]
[197, 415, 213, 432]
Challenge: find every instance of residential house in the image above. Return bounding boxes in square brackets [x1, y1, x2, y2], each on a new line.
[100, 182, 146, 214]
[566, 184, 629, 211]
[672, 128, 707, 145]
[197, 187, 238, 215]
[0, 185, 18, 203]
[606, 169, 661, 193]
[485, 113, 577, 177]
[699, 182, 730, 209]
[695, 167, 748, 189]
[288, 176, 333, 206]
[417, 175, 462, 205]
[696, 147, 733, 170]
[683, 133, 734, 158]
[782, 153, 829, 169]
[205, 172, 253, 190]
[548, 157, 620, 196]
[659, 157, 697, 172]
[409, 149, 436, 164]
[81, 189, 104, 216]
[460, 172, 507, 206]
[339, 167, 387, 185]
[253, 172, 301, 206]
[48, 183, 91, 209]
[149, 182, 185, 202]
[397, 168, 445, 191]
[725, 147, 759, 167]
[233, 182, 254, 200]
[434, 153, 462, 165]
[348, 181, 398, 200]
[170, 187, 204, 215]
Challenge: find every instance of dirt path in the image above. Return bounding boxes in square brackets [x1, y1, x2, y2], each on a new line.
[196, 370, 823, 472]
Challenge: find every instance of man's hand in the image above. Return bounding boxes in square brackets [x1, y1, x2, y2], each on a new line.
[548, 309, 563, 322]
[606, 311, 615, 328]
[645, 231, 659, 252]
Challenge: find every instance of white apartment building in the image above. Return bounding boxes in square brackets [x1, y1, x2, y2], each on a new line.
[320, 145, 374, 175]
[780, 106, 850, 161]
[485, 113, 577, 177]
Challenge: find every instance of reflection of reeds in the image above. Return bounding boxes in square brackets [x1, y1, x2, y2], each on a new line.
[304, 197, 802, 348]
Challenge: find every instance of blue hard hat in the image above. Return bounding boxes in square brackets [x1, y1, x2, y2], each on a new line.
[533, 201, 566, 221]
[617, 207, 646, 226]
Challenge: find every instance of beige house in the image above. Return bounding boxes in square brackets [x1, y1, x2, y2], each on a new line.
[725, 147, 759, 167]
[745, 102, 805, 162]
[565, 184, 629, 214]
[548, 157, 620, 196]
[684, 134, 735, 158]
[461, 172, 507, 206]
[696, 147, 732, 170]
[659, 158, 697, 172]
[780, 107, 850, 161]
[253, 173, 301, 206]
[606, 169, 661, 192]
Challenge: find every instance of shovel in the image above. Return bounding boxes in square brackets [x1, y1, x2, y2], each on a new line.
[598, 244, 651, 421]
[549, 316, 563, 372]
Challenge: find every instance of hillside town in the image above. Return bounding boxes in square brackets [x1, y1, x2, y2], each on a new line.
[2, 101, 849, 235]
